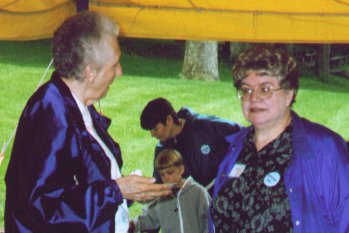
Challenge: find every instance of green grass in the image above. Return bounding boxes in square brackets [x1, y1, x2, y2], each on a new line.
[1, 39, 349, 229]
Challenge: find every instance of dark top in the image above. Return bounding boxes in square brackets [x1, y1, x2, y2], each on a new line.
[154, 107, 243, 194]
[211, 126, 293, 233]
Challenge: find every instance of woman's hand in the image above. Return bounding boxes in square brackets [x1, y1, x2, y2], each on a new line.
[116, 175, 172, 202]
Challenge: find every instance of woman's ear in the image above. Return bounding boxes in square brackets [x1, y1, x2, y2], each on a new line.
[285, 89, 295, 107]
[85, 65, 96, 83]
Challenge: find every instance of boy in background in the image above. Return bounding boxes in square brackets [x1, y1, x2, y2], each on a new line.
[128, 149, 210, 233]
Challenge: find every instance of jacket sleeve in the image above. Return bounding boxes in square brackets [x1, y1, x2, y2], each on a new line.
[197, 188, 211, 233]
[301, 120, 349, 233]
[319, 135, 349, 233]
[8, 97, 122, 231]
[134, 203, 160, 232]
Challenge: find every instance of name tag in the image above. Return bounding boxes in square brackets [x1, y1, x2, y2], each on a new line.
[264, 172, 281, 187]
[228, 163, 246, 178]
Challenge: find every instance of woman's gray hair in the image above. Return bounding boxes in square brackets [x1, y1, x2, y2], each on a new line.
[52, 11, 119, 81]
[232, 45, 299, 104]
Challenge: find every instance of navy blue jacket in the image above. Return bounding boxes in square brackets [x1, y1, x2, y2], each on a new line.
[5, 72, 123, 233]
[210, 112, 349, 233]
[154, 107, 243, 192]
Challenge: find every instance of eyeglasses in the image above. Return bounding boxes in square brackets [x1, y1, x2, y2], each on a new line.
[237, 84, 283, 101]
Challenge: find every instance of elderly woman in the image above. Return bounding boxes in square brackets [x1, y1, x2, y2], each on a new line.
[209, 46, 349, 233]
[5, 12, 170, 233]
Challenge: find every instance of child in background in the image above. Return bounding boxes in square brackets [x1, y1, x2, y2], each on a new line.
[128, 149, 210, 233]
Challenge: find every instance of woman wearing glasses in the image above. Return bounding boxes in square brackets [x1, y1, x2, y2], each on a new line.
[209, 45, 349, 233]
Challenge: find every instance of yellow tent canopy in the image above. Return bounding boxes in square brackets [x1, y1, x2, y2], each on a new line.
[0, 1, 75, 41]
[1, 0, 349, 43]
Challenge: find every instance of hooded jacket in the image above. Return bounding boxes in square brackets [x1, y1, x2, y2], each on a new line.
[134, 177, 210, 233]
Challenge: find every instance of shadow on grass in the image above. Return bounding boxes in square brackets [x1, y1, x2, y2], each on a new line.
[0, 38, 185, 79]
[299, 75, 349, 93]
[0, 39, 52, 68]
[119, 38, 185, 79]
[119, 38, 184, 59]
[1, 39, 348, 91]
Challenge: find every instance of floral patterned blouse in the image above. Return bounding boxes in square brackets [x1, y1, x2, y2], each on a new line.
[210, 126, 294, 233]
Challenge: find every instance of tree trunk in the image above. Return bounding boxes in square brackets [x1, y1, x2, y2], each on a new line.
[182, 41, 219, 81]
[315, 44, 331, 82]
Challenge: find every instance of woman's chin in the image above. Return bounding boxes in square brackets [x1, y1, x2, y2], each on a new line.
[247, 116, 268, 127]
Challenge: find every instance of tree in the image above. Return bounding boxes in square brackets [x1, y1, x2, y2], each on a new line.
[182, 41, 219, 81]
[315, 44, 331, 82]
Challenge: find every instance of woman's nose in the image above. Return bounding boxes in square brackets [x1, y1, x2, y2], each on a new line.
[250, 89, 260, 102]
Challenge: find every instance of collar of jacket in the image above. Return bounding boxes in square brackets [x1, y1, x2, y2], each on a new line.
[224, 111, 314, 159]
[51, 71, 112, 130]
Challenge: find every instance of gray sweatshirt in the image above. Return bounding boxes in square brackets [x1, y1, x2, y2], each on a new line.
[134, 177, 210, 233]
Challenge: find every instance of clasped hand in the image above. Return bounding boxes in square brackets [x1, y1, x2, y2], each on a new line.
[116, 175, 172, 202]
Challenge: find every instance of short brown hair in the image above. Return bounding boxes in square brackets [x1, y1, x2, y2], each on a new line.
[232, 45, 299, 105]
[155, 149, 183, 171]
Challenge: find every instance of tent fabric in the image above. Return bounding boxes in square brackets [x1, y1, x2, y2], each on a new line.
[0, 0, 75, 41]
[1, 0, 349, 42]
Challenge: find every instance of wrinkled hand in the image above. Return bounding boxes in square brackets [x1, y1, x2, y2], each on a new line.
[116, 175, 172, 202]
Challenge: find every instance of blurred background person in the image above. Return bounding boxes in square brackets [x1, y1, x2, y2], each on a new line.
[140, 97, 242, 196]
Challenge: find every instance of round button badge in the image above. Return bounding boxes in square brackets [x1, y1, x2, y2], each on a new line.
[263, 171, 280, 187]
[200, 144, 210, 155]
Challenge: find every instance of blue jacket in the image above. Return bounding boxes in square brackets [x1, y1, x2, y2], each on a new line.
[210, 111, 349, 233]
[154, 107, 243, 191]
[5, 72, 123, 233]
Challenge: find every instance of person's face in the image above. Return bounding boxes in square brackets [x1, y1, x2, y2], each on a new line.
[89, 36, 122, 101]
[239, 71, 294, 129]
[158, 165, 184, 184]
[150, 116, 173, 142]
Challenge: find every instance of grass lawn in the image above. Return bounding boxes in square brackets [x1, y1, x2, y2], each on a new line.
[1, 39, 349, 229]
